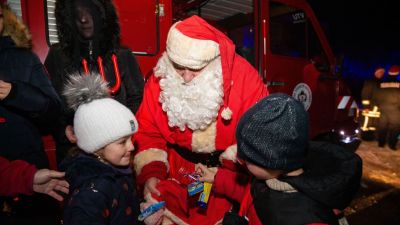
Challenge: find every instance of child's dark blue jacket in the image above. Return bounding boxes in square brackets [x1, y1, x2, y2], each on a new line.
[61, 154, 141, 225]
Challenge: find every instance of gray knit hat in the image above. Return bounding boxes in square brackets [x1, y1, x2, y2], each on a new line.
[236, 93, 309, 171]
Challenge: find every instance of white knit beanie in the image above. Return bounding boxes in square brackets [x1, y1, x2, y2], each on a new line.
[63, 74, 138, 153]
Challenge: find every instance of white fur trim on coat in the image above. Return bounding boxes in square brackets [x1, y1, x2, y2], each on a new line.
[219, 144, 238, 163]
[166, 23, 220, 70]
[134, 148, 169, 175]
[191, 122, 217, 153]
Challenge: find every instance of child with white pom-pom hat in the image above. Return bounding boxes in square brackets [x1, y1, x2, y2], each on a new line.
[60, 74, 142, 225]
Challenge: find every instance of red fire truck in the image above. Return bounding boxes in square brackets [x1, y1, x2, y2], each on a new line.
[5, 0, 360, 167]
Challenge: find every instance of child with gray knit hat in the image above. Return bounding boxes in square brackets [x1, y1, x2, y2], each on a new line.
[59, 74, 142, 225]
[196, 93, 362, 225]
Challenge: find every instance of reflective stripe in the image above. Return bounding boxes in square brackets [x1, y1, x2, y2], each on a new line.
[337, 96, 358, 109]
[337, 96, 350, 109]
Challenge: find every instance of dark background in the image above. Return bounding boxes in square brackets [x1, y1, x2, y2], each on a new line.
[307, 0, 400, 100]
[308, 0, 400, 53]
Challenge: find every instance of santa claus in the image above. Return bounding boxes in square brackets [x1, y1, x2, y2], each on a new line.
[133, 15, 268, 225]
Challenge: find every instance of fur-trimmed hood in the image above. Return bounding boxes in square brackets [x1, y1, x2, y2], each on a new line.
[1, 4, 32, 48]
[55, 0, 120, 58]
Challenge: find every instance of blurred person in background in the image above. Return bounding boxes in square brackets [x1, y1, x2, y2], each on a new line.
[0, 2, 63, 224]
[375, 65, 400, 150]
[359, 67, 385, 140]
[45, 0, 144, 164]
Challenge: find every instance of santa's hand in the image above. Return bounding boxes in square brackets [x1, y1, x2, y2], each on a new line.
[195, 163, 218, 183]
[144, 177, 161, 197]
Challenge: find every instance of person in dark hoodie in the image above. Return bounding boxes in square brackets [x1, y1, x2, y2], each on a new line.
[60, 74, 141, 225]
[44, 0, 144, 163]
[0, 3, 63, 225]
[196, 93, 362, 225]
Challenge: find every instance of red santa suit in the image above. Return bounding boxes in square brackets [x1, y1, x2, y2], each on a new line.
[133, 15, 268, 225]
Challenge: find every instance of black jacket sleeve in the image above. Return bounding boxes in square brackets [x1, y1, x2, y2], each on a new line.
[44, 46, 75, 162]
[122, 49, 144, 114]
[2, 53, 61, 123]
[44, 46, 67, 98]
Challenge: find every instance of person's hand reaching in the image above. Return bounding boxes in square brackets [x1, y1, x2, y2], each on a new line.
[144, 177, 161, 197]
[195, 163, 218, 183]
[33, 169, 69, 201]
[0, 80, 12, 100]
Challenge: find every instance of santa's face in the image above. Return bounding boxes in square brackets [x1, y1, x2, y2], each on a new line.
[172, 61, 205, 83]
[154, 54, 224, 131]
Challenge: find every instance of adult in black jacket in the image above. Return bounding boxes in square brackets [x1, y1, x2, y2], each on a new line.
[0, 3, 62, 225]
[0, 3, 61, 169]
[45, 0, 144, 163]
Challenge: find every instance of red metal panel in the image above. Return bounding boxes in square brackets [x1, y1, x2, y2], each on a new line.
[21, 0, 48, 62]
[114, 0, 159, 55]
[136, 0, 173, 78]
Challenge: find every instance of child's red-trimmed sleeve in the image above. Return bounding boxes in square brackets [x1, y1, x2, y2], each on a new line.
[0, 157, 37, 196]
[213, 167, 250, 203]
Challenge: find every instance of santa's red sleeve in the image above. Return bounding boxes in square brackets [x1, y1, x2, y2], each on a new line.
[0, 157, 37, 196]
[213, 167, 250, 203]
[231, 56, 269, 117]
[133, 76, 169, 187]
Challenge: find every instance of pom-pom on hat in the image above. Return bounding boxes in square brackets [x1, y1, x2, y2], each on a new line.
[63, 74, 138, 153]
[388, 65, 400, 76]
[236, 93, 309, 171]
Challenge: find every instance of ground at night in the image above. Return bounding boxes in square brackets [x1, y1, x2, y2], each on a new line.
[346, 141, 400, 225]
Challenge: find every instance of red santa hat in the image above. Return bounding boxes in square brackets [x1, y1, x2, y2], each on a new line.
[388, 65, 400, 76]
[166, 15, 236, 120]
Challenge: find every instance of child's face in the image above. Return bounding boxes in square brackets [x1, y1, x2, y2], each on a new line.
[245, 161, 283, 180]
[98, 135, 134, 166]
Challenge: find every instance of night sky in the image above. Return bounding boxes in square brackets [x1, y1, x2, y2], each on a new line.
[308, 0, 400, 53]
[307, 0, 400, 99]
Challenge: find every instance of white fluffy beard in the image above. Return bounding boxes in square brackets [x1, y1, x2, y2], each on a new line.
[154, 54, 224, 131]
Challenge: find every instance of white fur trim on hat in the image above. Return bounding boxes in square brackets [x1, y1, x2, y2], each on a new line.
[74, 98, 137, 153]
[191, 122, 217, 153]
[133, 148, 169, 175]
[166, 22, 220, 70]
